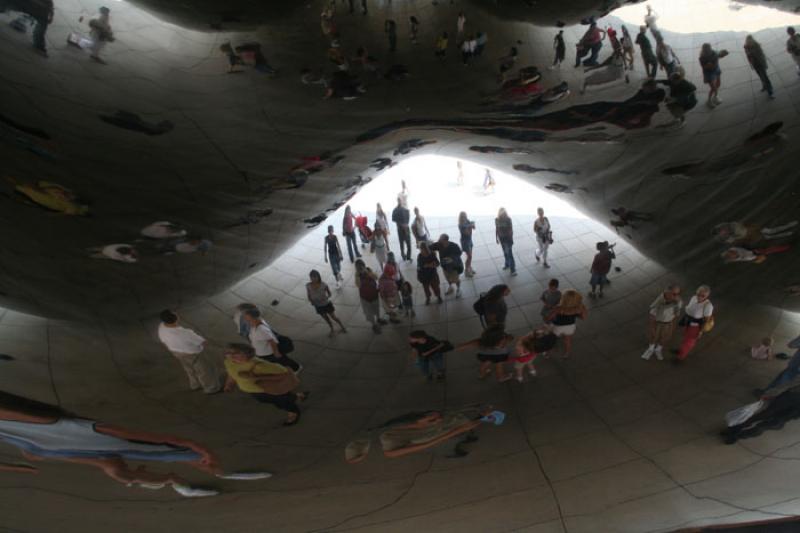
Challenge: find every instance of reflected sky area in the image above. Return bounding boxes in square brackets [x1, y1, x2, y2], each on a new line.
[615, 0, 800, 33]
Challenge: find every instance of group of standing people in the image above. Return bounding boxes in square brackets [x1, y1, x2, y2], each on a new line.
[157, 306, 308, 426]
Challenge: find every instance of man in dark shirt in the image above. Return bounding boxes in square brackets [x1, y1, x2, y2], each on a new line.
[635, 25, 658, 78]
[391, 198, 412, 261]
[9, 0, 54, 55]
[590, 241, 616, 298]
[430, 234, 463, 298]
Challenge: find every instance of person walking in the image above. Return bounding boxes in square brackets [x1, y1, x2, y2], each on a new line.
[342, 205, 362, 263]
[578, 22, 605, 67]
[457, 12, 466, 40]
[375, 203, 389, 234]
[674, 285, 714, 363]
[416, 242, 443, 305]
[744, 35, 774, 99]
[361, 0, 367, 15]
[457, 324, 513, 382]
[223, 344, 308, 426]
[385, 19, 398, 52]
[458, 212, 476, 277]
[495, 208, 517, 276]
[534, 207, 552, 268]
[656, 35, 679, 77]
[636, 25, 658, 78]
[787, 27, 800, 76]
[431, 234, 463, 298]
[378, 270, 402, 323]
[540, 279, 561, 325]
[409, 331, 447, 382]
[233, 303, 259, 339]
[243, 309, 302, 372]
[88, 6, 114, 64]
[306, 270, 347, 337]
[641, 285, 682, 361]
[483, 168, 495, 193]
[545, 290, 588, 358]
[435, 31, 449, 60]
[409, 16, 420, 44]
[157, 310, 222, 394]
[456, 160, 464, 185]
[30, 0, 54, 57]
[355, 259, 385, 333]
[323, 225, 344, 288]
[370, 227, 390, 272]
[589, 241, 615, 297]
[400, 280, 415, 318]
[621, 25, 635, 70]
[392, 198, 412, 261]
[699, 43, 727, 107]
[411, 207, 430, 248]
[551, 30, 566, 69]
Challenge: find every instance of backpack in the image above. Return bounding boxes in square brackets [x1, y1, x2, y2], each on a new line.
[473, 293, 486, 316]
[272, 331, 294, 354]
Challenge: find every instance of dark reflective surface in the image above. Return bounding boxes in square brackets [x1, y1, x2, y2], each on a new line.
[2, 0, 800, 530]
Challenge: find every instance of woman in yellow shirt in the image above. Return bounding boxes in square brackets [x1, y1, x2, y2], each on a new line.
[223, 344, 308, 426]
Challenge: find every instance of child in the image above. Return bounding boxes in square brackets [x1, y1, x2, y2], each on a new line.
[401, 281, 415, 318]
[511, 329, 558, 382]
[751, 337, 773, 360]
[540, 279, 561, 324]
[510, 334, 538, 382]
[379, 271, 401, 323]
[408, 330, 447, 381]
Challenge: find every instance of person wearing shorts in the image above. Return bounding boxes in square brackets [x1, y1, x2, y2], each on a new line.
[457, 324, 513, 382]
[431, 234, 463, 298]
[306, 270, 347, 337]
[546, 290, 587, 358]
[641, 285, 682, 361]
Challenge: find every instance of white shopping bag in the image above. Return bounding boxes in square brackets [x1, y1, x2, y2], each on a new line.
[725, 400, 765, 427]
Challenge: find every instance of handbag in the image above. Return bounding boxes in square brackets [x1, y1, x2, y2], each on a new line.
[702, 315, 715, 333]
[273, 331, 294, 354]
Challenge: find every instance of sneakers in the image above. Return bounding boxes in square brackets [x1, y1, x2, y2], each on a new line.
[456, 288, 462, 298]
[173, 484, 219, 498]
[510, 271, 518, 276]
[641, 346, 654, 360]
[445, 286, 454, 295]
[543, 263, 550, 269]
[654, 347, 664, 361]
[216, 472, 273, 481]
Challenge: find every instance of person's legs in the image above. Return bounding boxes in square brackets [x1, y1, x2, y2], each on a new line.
[587, 42, 601, 64]
[422, 282, 432, 303]
[676, 325, 701, 361]
[762, 221, 797, 236]
[479, 360, 492, 378]
[756, 68, 774, 96]
[465, 250, 473, 274]
[430, 276, 442, 300]
[562, 335, 573, 358]
[345, 232, 356, 262]
[32, 17, 48, 52]
[431, 352, 445, 375]
[320, 312, 334, 332]
[330, 311, 347, 331]
[494, 362, 509, 381]
[172, 352, 201, 390]
[188, 352, 221, 393]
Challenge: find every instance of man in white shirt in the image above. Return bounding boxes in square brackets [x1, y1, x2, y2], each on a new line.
[243, 309, 302, 373]
[641, 285, 682, 361]
[157, 310, 221, 393]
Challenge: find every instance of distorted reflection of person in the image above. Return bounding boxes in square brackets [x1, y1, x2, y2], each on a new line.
[0, 390, 270, 497]
[7, 177, 88, 215]
[88, 6, 113, 64]
[722, 335, 800, 444]
[345, 406, 504, 463]
[712, 221, 797, 246]
[88, 244, 138, 263]
[140, 221, 186, 240]
[720, 245, 791, 264]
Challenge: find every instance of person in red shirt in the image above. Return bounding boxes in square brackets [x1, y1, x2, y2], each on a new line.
[589, 241, 615, 297]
